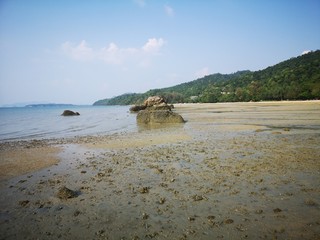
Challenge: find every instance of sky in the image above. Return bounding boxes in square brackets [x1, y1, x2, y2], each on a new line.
[0, 0, 319, 105]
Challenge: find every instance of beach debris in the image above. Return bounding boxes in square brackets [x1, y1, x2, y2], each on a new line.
[57, 186, 79, 199]
[61, 110, 80, 116]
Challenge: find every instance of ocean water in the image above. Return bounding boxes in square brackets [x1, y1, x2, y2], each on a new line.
[0, 106, 137, 141]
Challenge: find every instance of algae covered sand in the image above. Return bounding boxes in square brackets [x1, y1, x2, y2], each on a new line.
[0, 101, 319, 239]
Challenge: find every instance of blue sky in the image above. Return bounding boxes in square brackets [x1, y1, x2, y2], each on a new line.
[0, 0, 319, 105]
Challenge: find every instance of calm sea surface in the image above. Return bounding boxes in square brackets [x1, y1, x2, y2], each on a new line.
[0, 106, 137, 141]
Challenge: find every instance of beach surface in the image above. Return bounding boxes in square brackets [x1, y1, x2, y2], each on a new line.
[0, 101, 319, 239]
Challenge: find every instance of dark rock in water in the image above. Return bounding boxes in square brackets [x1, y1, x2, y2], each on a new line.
[129, 105, 147, 112]
[61, 110, 80, 116]
[57, 186, 78, 199]
[137, 110, 185, 124]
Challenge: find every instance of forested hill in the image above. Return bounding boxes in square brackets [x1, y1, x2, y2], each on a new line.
[93, 50, 320, 105]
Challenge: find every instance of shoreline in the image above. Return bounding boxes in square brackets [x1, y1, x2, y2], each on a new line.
[0, 101, 319, 239]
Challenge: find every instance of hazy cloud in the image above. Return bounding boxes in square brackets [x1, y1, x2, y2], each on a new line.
[164, 5, 174, 17]
[301, 50, 311, 55]
[62, 38, 165, 66]
[99, 42, 138, 64]
[195, 67, 210, 78]
[61, 40, 94, 61]
[142, 38, 165, 54]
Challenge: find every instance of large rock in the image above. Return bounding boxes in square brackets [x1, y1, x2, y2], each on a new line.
[147, 103, 172, 111]
[61, 110, 80, 116]
[130, 96, 169, 112]
[144, 96, 166, 107]
[137, 110, 185, 124]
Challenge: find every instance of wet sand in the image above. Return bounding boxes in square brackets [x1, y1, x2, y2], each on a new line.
[0, 101, 319, 239]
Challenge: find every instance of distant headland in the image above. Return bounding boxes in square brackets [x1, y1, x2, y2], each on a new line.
[25, 103, 75, 108]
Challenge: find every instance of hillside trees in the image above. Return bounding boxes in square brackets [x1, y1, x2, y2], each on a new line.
[93, 50, 320, 105]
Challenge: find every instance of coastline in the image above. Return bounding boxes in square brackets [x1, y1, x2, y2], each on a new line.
[0, 101, 319, 239]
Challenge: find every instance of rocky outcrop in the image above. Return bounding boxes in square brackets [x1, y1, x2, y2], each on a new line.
[134, 96, 185, 124]
[61, 110, 80, 116]
[147, 103, 172, 111]
[130, 96, 171, 113]
[137, 110, 185, 124]
[144, 96, 166, 107]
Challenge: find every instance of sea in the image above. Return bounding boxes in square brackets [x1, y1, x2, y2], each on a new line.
[0, 105, 137, 141]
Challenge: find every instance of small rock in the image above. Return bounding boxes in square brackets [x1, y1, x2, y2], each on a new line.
[224, 219, 234, 224]
[273, 208, 282, 213]
[19, 200, 30, 207]
[57, 186, 78, 200]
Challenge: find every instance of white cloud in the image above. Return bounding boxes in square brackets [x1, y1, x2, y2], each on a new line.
[99, 42, 138, 64]
[195, 67, 210, 78]
[301, 50, 311, 55]
[62, 38, 165, 66]
[142, 38, 165, 54]
[61, 40, 94, 61]
[164, 5, 174, 17]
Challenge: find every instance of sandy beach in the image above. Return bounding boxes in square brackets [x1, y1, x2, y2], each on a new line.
[0, 101, 319, 239]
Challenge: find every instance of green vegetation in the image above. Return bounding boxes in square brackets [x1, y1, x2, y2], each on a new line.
[93, 50, 320, 105]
